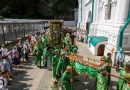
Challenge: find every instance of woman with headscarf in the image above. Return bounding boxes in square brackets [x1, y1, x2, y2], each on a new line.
[116, 47, 125, 71]
[11, 46, 20, 67]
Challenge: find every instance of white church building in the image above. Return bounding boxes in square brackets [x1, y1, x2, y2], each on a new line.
[77, 0, 130, 62]
[77, 0, 92, 32]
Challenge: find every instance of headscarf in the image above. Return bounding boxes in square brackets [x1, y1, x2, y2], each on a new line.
[118, 47, 124, 61]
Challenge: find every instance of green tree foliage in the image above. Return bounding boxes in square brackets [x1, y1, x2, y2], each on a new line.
[0, 0, 78, 19]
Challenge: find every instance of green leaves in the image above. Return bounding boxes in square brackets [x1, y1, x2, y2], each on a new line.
[0, 0, 78, 19]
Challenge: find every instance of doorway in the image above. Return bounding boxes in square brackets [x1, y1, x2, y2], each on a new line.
[97, 44, 105, 56]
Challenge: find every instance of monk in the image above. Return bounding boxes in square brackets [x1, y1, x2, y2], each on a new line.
[117, 61, 130, 90]
[106, 53, 112, 86]
[61, 65, 73, 90]
[33, 41, 42, 67]
[96, 56, 108, 90]
[52, 49, 60, 82]
[56, 52, 70, 76]
[64, 33, 72, 52]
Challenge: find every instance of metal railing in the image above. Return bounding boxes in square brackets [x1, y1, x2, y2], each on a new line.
[0, 20, 49, 46]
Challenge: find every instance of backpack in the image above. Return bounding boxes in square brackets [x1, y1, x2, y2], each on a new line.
[0, 78, 4, 89]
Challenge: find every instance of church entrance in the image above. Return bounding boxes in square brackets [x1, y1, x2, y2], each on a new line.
[97, 44, 105, 56]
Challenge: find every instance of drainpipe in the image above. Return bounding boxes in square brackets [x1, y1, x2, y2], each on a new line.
[118, 9, 130, 47]
[91, 0, 94, 23]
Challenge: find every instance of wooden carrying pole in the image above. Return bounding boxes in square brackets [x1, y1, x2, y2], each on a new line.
[101, 71, 130, 84]
[109, 65, 125, 71]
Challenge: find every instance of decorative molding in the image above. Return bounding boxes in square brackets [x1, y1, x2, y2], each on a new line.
[111, 1, 117, 6]
[85, 0, 92, 6]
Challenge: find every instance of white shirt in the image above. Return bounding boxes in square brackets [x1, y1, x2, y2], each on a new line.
[0, 76, 8, 90]
[0, 48, 8, 57]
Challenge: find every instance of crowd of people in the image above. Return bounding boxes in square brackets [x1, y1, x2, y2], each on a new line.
[0, 31, 43, 90]
[32, 30, 79, 90]
[0, 27, 129, 90]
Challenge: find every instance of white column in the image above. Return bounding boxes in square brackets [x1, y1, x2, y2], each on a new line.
[101, 6, 105, 22]
[115, 0, 130, 23]
[93, 0, 97, 22]
[81, 0, 84, 23]
[111, 1, 117, 22]
[95, 0, 100, 22]
[77, 0, 82, 27]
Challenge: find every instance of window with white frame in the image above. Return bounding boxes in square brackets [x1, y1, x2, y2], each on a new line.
[104, 0, 112, 20]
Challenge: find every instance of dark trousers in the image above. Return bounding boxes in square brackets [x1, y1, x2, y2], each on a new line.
[116, 62, 123, 71]
[23, 53, 29, 61]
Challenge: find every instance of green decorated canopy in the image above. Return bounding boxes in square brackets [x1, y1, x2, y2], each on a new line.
[72, 61, 98, 77]
[90, 36, 108, 47]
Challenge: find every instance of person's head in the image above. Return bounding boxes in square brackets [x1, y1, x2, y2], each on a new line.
[1, 71, 8, 77]
[107, 53, 112, 57]
[1, 44, 5, 48]
[13, 46, 17, 50]
[55, 49, 59, 56]
[61, 52, 66, 59]
[124, 61, 130, 72]
[66, 33, 70, 37]
[65, 46, 69, 51]
[66, 65, 73, 72]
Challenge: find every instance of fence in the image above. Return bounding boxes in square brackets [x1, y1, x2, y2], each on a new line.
[0, 19, 49, 49]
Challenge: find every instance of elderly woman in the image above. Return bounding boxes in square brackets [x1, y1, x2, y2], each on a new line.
[116, 47, 125, 71]
[11, 46, 20, 67]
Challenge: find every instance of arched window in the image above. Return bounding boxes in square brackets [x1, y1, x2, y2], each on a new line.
[104, 0, 112, 20]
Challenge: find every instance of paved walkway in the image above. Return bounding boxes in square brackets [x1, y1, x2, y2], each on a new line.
[9, 59, 46, 90]
[36, 42, 118, 90]
[10, 42, 118, 90]
[76, 42, 101, 60]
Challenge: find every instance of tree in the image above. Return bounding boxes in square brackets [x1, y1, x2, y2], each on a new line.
[0, 0, 78, 19]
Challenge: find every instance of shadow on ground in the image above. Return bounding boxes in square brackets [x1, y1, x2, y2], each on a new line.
[73, 75, 95, 90]
[9, 57, 34, 90]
